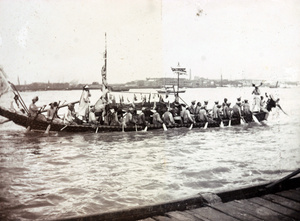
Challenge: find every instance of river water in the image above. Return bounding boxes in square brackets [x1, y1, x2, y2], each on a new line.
[0, 87, 299, 220]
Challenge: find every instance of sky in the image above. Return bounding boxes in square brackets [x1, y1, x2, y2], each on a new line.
[0, 0, 299, 84]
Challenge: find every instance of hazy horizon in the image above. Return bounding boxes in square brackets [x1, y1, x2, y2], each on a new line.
[1, 0, 299, 85]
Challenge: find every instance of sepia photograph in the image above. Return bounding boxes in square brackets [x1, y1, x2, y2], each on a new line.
[0, 0, 299, 220]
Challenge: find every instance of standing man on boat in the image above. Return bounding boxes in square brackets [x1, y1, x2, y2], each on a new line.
[76, 85, 91, 124]
[260, 96, 269, 120]
[251, 83, 263, 112]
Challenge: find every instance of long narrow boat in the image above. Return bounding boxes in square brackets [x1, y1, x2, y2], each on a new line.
[0, 105, 266, 133]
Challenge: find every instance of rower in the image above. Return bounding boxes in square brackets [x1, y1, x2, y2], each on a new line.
[137, 107, 147, 126]
[189, 100, 196, 114]
[110, 106, 121, 126]
[232, 101, 242, 119]
[46, 102, 60, 122]
[88, 105, 98, 125]
[198, 106, 208, 123]
[243, 99, 251, 118]
[63, 103, 77, 125]
[223, 102, 231, 119]
[28, 96, 46, 121]
[162, 107, 175, 126]
[151, 108, 163, 127]
[194, 102, 201, 122]
[203, 100, 209, 113]
[124, 107, 136, 126]
[183, 106, 195, 124]
[212, 101, 219, 118]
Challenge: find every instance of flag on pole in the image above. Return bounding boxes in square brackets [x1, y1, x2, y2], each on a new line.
[171, 67, 187, 75]
[101, 33, 108, 89]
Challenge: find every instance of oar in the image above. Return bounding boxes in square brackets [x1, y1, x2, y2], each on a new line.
[26, 105, 46, 133]
[220, 120, 224, 128]
[252, 114, 261, 125]
[135, 124, 137, 132]
[203, 122, 208, 129]
[228, 120, 231, 127]
[95, 127, 99, 133]
[41, 100, 79, 113]
[162, 123, 167, 131]
[45, 101, 61, 134]
[60, 125, 68, 131]
[189, 123, 193, 130]
[277, 104, 288, 116]
[143, 126, 148, 131]
[240, 117, 246, 125]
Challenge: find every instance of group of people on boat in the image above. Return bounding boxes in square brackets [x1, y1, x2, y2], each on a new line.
[11, 83, 281, 129]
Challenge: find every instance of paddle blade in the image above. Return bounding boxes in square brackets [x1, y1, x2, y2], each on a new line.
[45, 124, 51, 134]
[25, 126, 31, 133]
[220, 121, 224, 128]
[95, 127, 99, 133]
[240, 119, 245, 125]
[252, 114, 261, 125]
[228, 120, 231, 127]
[203, 122, 208, 129]
[60, 125, 68, 131]
[143, 126, 148, 132]
[189, 124, 193, 130]
[163, 123, 167, 131]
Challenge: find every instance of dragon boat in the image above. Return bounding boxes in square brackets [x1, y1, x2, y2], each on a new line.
[0, 105, 266, 133]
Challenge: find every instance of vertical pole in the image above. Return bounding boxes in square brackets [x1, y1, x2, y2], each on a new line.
[177, 71, 179, 96]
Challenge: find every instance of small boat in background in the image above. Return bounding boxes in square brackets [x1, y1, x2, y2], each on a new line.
[156, 85, 186, 94]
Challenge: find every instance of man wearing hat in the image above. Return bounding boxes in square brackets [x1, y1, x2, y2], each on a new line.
[76, 85, 91, 123]
[194, 102, 201, 122]
[199, 106, 208, 122]
[232, 101, 242, 119]
[189, 100, 196, 115]
[137, 107, 147, 126]
[203, 101, 209, 113]
[28, 96, 45, 118]
[251, 83, 262, 112]
[212, 101, 219, 118]
[223, 102, 231, 119]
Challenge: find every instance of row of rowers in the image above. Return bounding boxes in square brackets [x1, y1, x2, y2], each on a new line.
[27, 96, 253, 127]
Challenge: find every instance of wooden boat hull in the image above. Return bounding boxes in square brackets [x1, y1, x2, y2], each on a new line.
[0, 106, 266, 133]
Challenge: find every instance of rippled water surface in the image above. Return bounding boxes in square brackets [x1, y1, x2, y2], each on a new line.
[0, 87, 299, 220]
